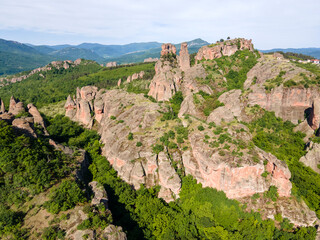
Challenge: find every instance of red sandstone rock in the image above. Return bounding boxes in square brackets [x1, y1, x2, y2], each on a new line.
[117, 78, 122, 87]
[0, 98, 5, 114]
[178, 42, 190, 71]
[65, 95, 77, 119]
[8, 96, 25, 115]
[27, 103, 48, 135]
[144, 57, 158, 63]
[161, 43, 177, 56]
[309, 98, 320, 130]
[106, 62, 117, 67]
[195, 38, 253, 62]
[12, 118, 36, 137]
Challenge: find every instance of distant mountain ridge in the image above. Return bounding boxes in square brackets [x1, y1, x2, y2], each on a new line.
[0, 38, 210, 75]
[261, 48, 320, 59]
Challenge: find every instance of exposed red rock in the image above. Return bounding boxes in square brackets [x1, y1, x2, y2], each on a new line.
[0, 98, 5, 114]
[106, 62, 117, 67]
[160, 43, 176, 56]
[195, 38, 253, 62]
[8, 96, 25, 115]
[309, 98, 320, 130]
[27, 103, 48, 135]
[178, 42, 190, 71]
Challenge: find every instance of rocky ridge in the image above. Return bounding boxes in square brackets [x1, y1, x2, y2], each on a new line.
[63, 38, 320, 227]
[0, 59, 84, 88]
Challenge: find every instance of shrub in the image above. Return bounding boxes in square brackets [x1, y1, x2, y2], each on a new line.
[128, 132, 134, 140]
[136, 142, 142, 147]
[198, 125, 205, 131]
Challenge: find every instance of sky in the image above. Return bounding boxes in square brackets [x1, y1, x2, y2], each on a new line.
[0, 0, 319, 49]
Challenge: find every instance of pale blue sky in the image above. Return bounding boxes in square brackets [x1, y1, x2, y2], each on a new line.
[0, 0, 319, 49]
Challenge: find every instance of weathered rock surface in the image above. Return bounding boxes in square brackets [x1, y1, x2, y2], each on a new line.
[65, 95, 77, 119]
[178, 42, 190, 71]
[195, 38, 253, 62]
[12, 117, 36, 137]
[102, 225, 127, 240]
[300, 143, 320, 174]
[148, 56, 182, 101]
[309, 98, 320, 130]
[184, 127, 291, 199]
[89, 181, 108, 208]
[9, 96, 25, 115]
[161, 43, 176, 56]
[294, 119, 315, 142]
[126, 71, 145, 83]
[27, 103, 48, 135]
[239, 196, 318, 227]
[0, 112, 14, 123]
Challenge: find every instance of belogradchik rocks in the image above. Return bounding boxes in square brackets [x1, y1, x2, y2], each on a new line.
[106, 62, 117, 67]
[64, 38, 320, 226]
[195, 38, 254, 62]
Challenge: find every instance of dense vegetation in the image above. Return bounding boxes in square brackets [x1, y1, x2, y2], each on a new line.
[202, 49, 258, 91]
[47, 115, 316, 240]
[248, 110, 320, 217]
[0, 119, 79, 238]
[0, 62, 155, 108]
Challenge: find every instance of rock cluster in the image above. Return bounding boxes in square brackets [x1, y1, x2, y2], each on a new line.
[126, 71, 145, 83]
[144, 57, 158, 63]
[106, 62, 117, 67]
[300, 142, 320, 174]
[195, 38, 253, 62]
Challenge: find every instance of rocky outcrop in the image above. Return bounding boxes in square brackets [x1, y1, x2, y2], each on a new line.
[0, 60, 83, 88]
[309, 98, 320, 130]
[148, 54, 182, 101]
[126, 71, 145, 83]
[144, 57, 158, 63]
[8, 96, 25, 115]
[183, 128, 291, 199]
[0, 112, 14, 123]
[161, 43, 177, 56]
[178, 42, 190, 71]
[65, 95, 77, 119]
[118, 78, 122, 87]
[300, 143, 320, 174]
[106, 62, 117, 67]
[102, 225, 127, 240]
[0, 98, 4, 114]
[89, 181, 108, 208]
[12, 117, 36, 137]
[27, 103, 48, 135]
[195, 38, 253, 62]
[273, 52, 284, 59]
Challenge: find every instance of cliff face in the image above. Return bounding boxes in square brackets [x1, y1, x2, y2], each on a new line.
[195, 38, 254, 62]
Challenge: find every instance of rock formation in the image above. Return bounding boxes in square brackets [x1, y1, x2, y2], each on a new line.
[0, 60, 84, 88]
[102, 225, 127, 240]
[178, 42, 190, 71]
[27, 103, 48, 135]
[64, 95, 77, 119]
[195, 38, 253, 62]
[12, 117, 36, 137]
[0, 98, 4, 114]
[161, 43, 177, 56]
[309, 98, 320, 130]
[300, 143, 320, 174]
[106, 62, 117, 67]
[126, 71, 145, 83]
[8, 96, 25, 115]
[118, 78, 122, 87]
[89, 181, 108, 208]
[144, 57, 158, 63]
[273, 52, 284, 59]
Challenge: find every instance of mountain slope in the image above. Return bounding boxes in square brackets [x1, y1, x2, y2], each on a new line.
[49, 47, 105, 62]
[261, 47, 320, 59]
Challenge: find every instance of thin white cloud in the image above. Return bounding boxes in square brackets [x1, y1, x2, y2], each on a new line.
[0, 0, 318, 48]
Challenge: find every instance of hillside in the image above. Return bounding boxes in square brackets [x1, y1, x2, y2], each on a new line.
[1, 38, 320, 239]
[48, 47, 106, 62]
[261, 47, 320, 59]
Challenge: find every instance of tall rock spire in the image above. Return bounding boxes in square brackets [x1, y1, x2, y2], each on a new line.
[178, 42, 190, 71]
